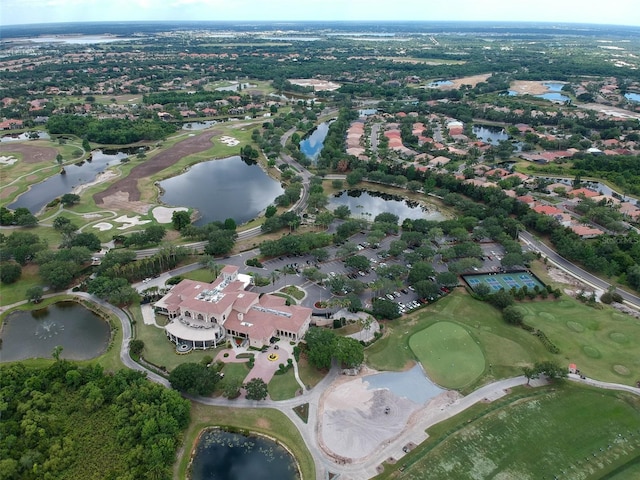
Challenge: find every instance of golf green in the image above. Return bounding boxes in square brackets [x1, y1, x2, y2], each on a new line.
[409, 322, 485, 389]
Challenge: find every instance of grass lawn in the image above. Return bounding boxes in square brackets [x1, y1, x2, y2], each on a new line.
[268, 369, 301, 400]
[176, 402, 315, 480]
[131, 305, 223, 371]
[297, 356, 326, 390]
[281, 285, 305, 300]
[180, 268, 216, 283]
[0, 264, 45, 306]
[409, 322, 485, 389]
[217, 361, 250, 394]
[375, 383, 640, 480]
[367, 290, 546, 392]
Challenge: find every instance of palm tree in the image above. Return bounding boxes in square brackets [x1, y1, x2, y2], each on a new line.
[270, 270, 280, 286]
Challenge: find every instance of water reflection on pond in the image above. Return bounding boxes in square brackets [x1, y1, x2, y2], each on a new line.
[329, 190, 445, 222]
[300, 121, 331, 164]
[472, 125, 508, 145]
[8, 149, 127, 213]
[0, 301, 111, 362]
[189, 429, 299, 480]
[159, 156, 284, 226]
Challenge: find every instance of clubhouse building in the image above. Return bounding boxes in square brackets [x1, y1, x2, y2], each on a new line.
[154, 265, 312, 350]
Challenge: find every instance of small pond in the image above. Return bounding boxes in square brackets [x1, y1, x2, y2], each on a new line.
[0, 301, 111, 362]
[365, 364, 444, 404]
[299, 121, 331, 164]
[1, 131, 50, 142]
[189, 429, 299, 480]
[427, 80, 453, 88]
[159, 156, 284, 226]
[329, 190, 445, 222]
[183, 121, 217, 131]
[472, 125, 509, 145]
[8, 149, 127, 213]
[536, 92, 570, 103]
[215, 82, 257, 92]
[625, 92, 640, 103]
[543, 82, 566, 92]
[358, 108, 378, 117]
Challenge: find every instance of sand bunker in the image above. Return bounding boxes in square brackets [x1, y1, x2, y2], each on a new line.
[93, 222, 113, 231]
[0, 155, 18, 165]
[114, 215, 151, 230]
[219, 135, 240, 146]
[152, 206, 188, 224]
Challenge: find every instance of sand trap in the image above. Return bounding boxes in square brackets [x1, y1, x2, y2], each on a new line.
[72, 170, 118, 195]
[0, 155, 18, 166]
[219, 135, 240, 146]
[152, 206, 188, 224]
[93, 222, 113, 231]
[83, 213, 103, 219]
[114, 214, 151, 230]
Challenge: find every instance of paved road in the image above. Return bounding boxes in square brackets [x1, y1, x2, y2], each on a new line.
[519, 230, 640, 309]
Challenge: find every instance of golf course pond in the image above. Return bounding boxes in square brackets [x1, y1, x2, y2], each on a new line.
[189, 429, 299, 480]
[0, 301, 111, 362]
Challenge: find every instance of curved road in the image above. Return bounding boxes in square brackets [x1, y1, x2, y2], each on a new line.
[519, 230, 640, 309]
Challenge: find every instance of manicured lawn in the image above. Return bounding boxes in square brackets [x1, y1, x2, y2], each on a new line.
[177, 402, 316, 480]
[0, 264, 44, 306]
[131, 305, 223, 371]
[375, 383, 640, 480]
[217, 361, 250, 394]
[297, 356, 326, 390]
[268, 369, 301, 400]
[180, 268, 216, 283]
[367, 290, 545, 392]
[281, 285, 305, 300]
[409, 322, 485, 389]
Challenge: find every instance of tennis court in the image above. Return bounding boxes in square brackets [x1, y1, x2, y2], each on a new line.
[463, 271, 545, 292]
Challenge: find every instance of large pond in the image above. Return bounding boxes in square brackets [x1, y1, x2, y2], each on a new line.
[1, 131, 50, 142]
[0, 301, 111, 362]
[472, 125, 509, 145]
[189, 429, 299, 480]
[329, 190, 445, 222]
[8, 149, 127, 213]
[159, 156, 284, 226]
[299, 121, 331, 164]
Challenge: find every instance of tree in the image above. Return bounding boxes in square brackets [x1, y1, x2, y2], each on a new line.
[503, 305, 524, 325]
[129, 339, 144, 356]
[0, 262, 22, 284]
[172, 210, 191, 231]
[534, 361, 567, 381]
[334, 336, 364, 368]
[169, 362, 219, 396]
[265, 205, 278, 218]
[222, 377, 243, 399]
[244, 378, 268, 400]
[344, 255, 370, 272]
[474, 282, 491, 298]
[436, 271, 458, 288]
[334, 205, 351, 219]
[489, 289, 515, 310]
[415, 280, 440, 300]
[304, 327, 336, 369]
[372, 298, 400, 320]
[522, 366, 538, 385]
[60, 193, 81, 206]
[26, 285, 44, 303]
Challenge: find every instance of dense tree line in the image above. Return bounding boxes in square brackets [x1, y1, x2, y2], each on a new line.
[0, 362, 190, 480]
[303, 327, 364, 369]
[47, 115, 177, 144]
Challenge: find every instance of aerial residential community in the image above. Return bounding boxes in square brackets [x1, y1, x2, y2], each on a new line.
[1, 4, 640, 479]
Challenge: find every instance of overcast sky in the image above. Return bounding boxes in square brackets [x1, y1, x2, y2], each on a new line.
[2, 0, 639, 27]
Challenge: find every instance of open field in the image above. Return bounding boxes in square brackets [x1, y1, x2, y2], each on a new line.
[368, 288, 640, 390]
[409, 322, 485, 389]
[268, 369, 301, 400]
[176, 402, 316, 480]
[375, 383, 640, 480]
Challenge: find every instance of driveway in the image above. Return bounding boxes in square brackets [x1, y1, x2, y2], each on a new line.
[243, 345, 290, 386]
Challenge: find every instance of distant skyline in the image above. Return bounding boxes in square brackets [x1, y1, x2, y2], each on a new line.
[1, 0, 639, 28]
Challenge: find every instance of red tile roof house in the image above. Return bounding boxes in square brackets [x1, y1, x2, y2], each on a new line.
[569, 188, 600, 199]
[155, 266, 311, 350]
[533, 204, 563, 216]
[570, 224, 604, 238]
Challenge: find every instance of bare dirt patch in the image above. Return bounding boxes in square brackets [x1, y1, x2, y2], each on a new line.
[510, 80, 550, 95]
[288, 78, 341, 91]
[93, 130, 219, 208]
[255, 417, 271, 429]
[450, 74, 492, 89]
[0, 143, 57, 164]
[0, 185, 18, 200]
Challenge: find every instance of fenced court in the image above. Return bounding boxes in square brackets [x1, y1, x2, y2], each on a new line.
[463, 271, 545, 293]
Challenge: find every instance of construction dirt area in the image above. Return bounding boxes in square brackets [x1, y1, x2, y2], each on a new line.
[318, 365, 458, 463]
[0, 142, 58, 164]
[93, 129, 220, 213]
[509, 80, 555, 95]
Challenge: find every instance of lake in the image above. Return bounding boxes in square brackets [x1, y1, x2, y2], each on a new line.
[183, 121, 217, 131]
[159, 156, 284, 226]
[472, 125, 508, 145]
[536, 92, 570, 103]
[329, 190, 445, 222]
[8, 149, 127, 213]
[0, 301, 111, 362]
[299, 121, 331, 163]
[189, 429, 299, 480]
[1, 131, 50, 142]
[427, 80, 453, 88]
[625, 92, 640, 103]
